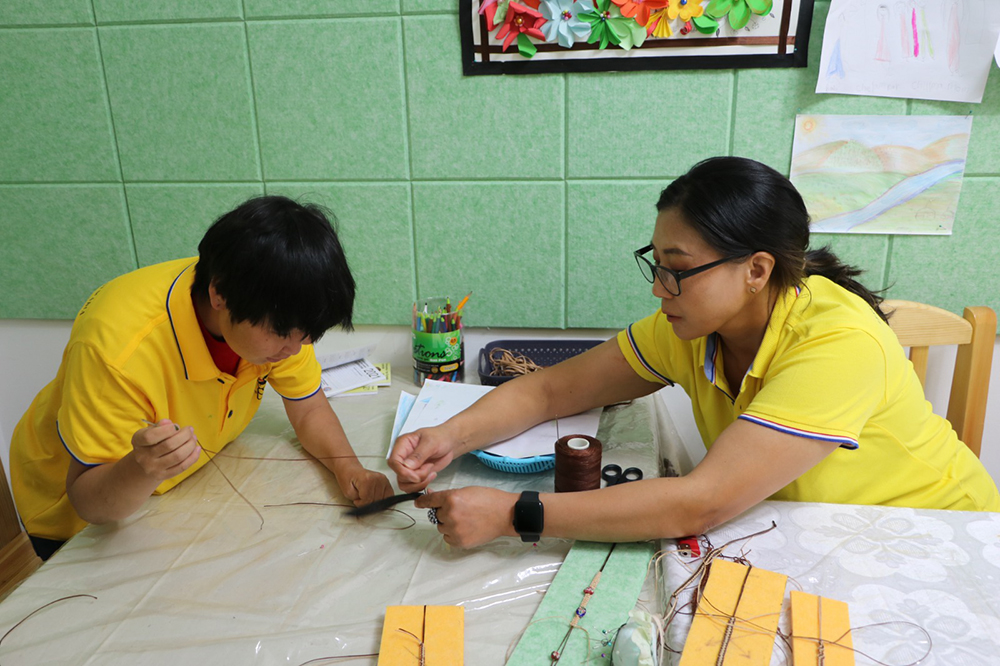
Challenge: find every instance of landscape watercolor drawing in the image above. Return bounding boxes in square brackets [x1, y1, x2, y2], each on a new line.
[790, 114, 972, 235]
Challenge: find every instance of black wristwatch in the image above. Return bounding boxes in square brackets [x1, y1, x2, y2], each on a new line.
[513, 491, 544, 543]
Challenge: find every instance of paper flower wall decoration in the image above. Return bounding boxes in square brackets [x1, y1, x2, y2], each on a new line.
[611, 0, 668, 27]
[579, 0, 622, 49]
[704, 0, 772, 31]
[646, 8, 672, 37]
[667, 0, 705, 22]
[613, 10, 647, 50]
[580, 0, 646, 50]
[482, 0, 540, 30]
[495, 2, 547, 57]
[477, 0, 779, 59]
[480, 0, 505, 30]
[539, 0, 594, 48]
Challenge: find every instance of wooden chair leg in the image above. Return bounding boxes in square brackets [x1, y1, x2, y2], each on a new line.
[0, 532, 42, 601]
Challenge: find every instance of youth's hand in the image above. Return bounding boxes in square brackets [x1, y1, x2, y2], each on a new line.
[339, 467, 393, 506]
[388, 428, 460, 492]
[415, 487, 517, 548]
[131, 420, 201, 482]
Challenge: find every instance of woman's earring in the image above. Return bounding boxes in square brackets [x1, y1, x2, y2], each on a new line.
[749, 287, 757, 294]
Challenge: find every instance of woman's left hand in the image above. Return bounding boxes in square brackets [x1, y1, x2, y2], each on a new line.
[415, 487, 518, 548]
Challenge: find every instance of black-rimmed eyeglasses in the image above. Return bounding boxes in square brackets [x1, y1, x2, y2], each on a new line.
[633, 244, 737, 296]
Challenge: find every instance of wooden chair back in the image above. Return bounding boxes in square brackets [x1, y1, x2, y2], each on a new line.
[882, 300, 997, 458]
[0, 459, 41, 600]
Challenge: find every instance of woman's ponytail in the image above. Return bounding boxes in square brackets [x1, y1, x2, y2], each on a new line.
[804, 246, 888, 323]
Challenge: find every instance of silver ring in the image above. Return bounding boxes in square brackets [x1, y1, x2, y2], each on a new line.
[427, 508, 440, 525]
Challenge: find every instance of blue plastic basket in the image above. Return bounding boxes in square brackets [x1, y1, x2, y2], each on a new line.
[470, 450, 555, 474]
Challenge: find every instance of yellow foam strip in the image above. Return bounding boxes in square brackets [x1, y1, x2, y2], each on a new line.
[377, 605, 464, 665]
[679, 559, 787, 666]
[790, 591, 855, 666]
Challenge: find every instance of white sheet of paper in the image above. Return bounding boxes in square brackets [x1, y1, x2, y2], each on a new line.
[321, 359, 385, 397]
[315, 343, 376, 370]
[387, 390, 418, 458]
[480, 409, 601, 459]
[390, 380, 601, 459]
[816, 0, 1000, 103]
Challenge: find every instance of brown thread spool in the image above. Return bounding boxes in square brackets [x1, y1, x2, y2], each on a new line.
[554, 435, 602, 493]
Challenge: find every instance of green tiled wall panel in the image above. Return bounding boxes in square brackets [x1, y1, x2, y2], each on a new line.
[98, 24, 260, 181]
[401, 0, 457, 13]
[92, 0, 244, 24]
[247, 19, 409, 181]
[0, 186, 136, 318]
[886, 178, 1000, 312]
[403, 15, 565, 180]
[567, 70, 734, 178]
[0, 29, 118, 182]
[567, 180, 668, 328]
[412, 182, 565, 328]
[2, 0, 999, 324]
[265, 183, 415, 325]
[0, 1, 92, 26]
[126, 184, 265, 267]
[244, 1, 400, 19]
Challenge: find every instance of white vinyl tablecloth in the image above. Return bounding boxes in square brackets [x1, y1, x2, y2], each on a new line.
[0, 374, 664, 666]
[661, 499, 1000, 665]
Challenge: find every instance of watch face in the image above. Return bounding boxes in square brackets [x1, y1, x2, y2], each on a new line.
[514, 493, 543, 536]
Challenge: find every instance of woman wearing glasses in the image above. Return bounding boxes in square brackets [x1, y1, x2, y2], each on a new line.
[389, 156, 1000, 548]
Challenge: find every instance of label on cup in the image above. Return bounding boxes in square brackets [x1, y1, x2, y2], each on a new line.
[412, 330, 463, 365]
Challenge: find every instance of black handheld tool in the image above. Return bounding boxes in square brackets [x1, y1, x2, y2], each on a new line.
[346, 491, 423, 517]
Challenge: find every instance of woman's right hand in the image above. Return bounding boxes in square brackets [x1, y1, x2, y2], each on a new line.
[388, 427, 461, 492]
[131, 420, 201, 482]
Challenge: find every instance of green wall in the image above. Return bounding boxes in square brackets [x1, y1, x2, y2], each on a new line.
[2, 1, 998, 328]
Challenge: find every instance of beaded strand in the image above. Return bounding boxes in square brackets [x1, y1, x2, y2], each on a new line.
[549, 544, 616, 663]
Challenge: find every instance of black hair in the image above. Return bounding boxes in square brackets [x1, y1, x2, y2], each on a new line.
[656, 156, 888, 323]
[191, 195, 356, 342]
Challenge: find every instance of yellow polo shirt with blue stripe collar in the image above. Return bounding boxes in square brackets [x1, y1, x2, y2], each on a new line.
[11, 258, 323, 540]
[618, 275, 1000, 512]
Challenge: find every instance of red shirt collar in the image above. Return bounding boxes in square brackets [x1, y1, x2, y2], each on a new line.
[193, 298, 241, 376]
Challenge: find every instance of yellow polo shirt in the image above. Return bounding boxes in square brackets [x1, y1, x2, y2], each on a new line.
[618, 276, 1000, 512]
[11, 258, 322, 540]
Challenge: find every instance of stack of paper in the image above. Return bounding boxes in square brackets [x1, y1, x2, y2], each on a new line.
[334, 363, 391, 398]
[317, 343, 389, 397]
[387, 379, 601, 459]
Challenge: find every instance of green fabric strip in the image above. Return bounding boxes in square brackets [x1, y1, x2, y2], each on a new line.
[507, 540, 655, 665]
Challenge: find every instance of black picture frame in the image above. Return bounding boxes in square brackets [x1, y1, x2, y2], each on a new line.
[461, 0, 816, 76]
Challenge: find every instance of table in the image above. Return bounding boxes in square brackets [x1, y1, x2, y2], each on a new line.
[0, 340, 662, 666]
[9, 324, 993, 666]
[661, 499, 1000, 665]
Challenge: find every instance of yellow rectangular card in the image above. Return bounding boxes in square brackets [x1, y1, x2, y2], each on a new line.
[377, 605, 463, 665]
[790, 591, 854, 666]
[680, 559, 787, 666]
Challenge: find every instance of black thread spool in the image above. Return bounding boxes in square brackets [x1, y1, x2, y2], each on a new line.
[554, 435, 602, 493]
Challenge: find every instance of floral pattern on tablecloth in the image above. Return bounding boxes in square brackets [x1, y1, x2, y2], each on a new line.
[849, 584, 1000, 664]
[661, 501, 1000, 666]
[966, 517, 1000, 570]
[787, 504, 970, 582]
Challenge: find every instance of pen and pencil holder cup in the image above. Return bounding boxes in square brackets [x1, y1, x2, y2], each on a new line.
[412, 296, 464, 385]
